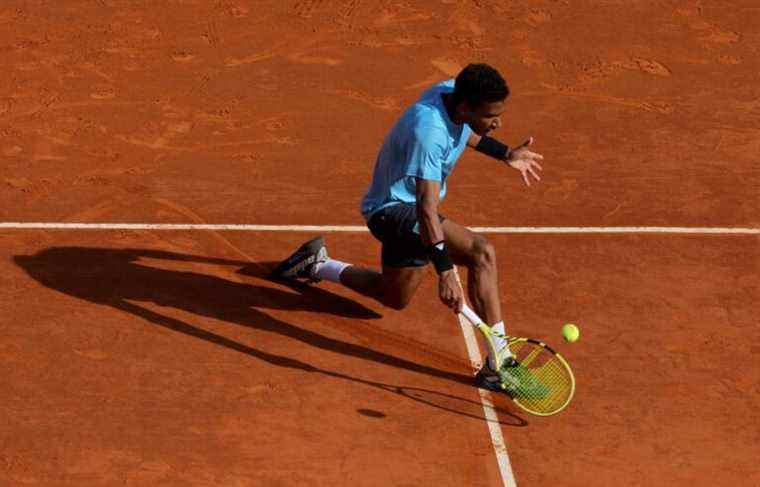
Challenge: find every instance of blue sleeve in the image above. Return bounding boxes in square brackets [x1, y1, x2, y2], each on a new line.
[403, 126, 447, 182]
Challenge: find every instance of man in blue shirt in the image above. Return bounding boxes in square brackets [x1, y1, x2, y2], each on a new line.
[272, 64, 544, 391]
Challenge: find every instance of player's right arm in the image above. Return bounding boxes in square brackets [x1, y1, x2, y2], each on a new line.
[416, 178, 463, 313]
[416, 179, 445, 247]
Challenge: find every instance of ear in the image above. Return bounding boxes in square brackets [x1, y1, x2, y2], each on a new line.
[457, 100, 473, 116]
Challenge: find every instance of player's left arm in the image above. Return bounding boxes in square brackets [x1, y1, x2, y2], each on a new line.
[467, 133, 544, 187]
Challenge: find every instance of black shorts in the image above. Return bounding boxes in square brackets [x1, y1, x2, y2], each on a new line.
[366, 203, 445, 268]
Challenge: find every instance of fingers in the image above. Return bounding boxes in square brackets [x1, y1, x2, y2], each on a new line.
[447, 292, 464, 313]
[453, 294, 463, 314]
[521, 170, 531, 186]
[519, 149, 543, 162]
[519, 165, 541, 186]
[441, 296, 462, 312]
[511, 139, 543, 187]
[440, 285, 464, 313]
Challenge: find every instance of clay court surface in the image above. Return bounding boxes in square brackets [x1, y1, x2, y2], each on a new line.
[1, 1, 759, 486]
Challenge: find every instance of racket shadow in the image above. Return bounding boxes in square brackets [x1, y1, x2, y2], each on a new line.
[377, 385, 527, 427]
[14, 246, 526, 426]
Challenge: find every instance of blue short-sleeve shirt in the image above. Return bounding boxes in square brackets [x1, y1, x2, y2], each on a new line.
[360, 79, 472, 219]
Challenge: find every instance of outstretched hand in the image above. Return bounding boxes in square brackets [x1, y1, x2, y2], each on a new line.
[507, 137, 544, 186]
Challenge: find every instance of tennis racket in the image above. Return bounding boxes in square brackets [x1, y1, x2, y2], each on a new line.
[452, 270, 575, 416]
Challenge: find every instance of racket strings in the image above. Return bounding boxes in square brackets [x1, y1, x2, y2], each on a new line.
[506, 341, 575, 415]
[475, 321, 575, 415]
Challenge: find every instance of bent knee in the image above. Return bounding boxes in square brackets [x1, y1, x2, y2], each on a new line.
[384, 293, 413, 311]
[380, 266, 424, 311]
[471, 236, 497, 269]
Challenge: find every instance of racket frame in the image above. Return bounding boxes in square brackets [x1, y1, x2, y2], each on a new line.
[453, 268, 575, 416]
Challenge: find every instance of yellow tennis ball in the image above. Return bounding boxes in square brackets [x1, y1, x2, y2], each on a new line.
[562, 323, 580, 342]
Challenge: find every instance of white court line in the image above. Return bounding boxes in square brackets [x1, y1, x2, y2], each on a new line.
[457, 312, 517, 487]
[0, 222, 758, 234]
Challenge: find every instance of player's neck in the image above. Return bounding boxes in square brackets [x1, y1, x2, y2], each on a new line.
[441, 93, 464, 125]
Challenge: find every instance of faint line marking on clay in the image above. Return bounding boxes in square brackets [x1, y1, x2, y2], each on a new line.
[294, 0, 325, 19]
[65, 200, 118, 223]
[32, 154, 67, 162]
[153, 197, 256, 271]
[621, 58, 671, 77]
[604, 202, 625, 219]
[374, 8, 433, 26]
[699, 29, 741, 44]
[5, 178, 33, 192]
[717, 55, 741, 65]
[74, 349, 109, 360]
[431, 58, 462, 77]
[90, 87, 117, 100]
[287, 52, 342, 66]
[328, 89, 401, 111]
[533, 85, 675, 114]
[202, 20, 221, 46]
[224, 52, 274, 67]
[0, 97, 14, 116]
[336, 0, 362, 29]
[115, 121, 194, 151]
[207, 136, 299, 148]
[525, 9, 552, 27]
[80, 62, 114, 82]
[405, 73, 443, 90]
[2, 146, 23, 157]
[171, 51, 196, 63]
[339, 0, 361, 20]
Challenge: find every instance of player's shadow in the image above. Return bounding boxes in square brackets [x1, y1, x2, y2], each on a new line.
[14, 247, 526, 426]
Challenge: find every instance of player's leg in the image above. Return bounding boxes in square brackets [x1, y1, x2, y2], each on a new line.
[270, 240, 426, 310]
[441, 218, 510, 371]
[271, 204, 429, 310]
[339, 264, 426, 310]
[335, 203, 431, 308]
[441, 219, 502, 325]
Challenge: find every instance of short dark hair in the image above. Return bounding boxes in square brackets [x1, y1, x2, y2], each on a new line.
[452, 63, 509, 108]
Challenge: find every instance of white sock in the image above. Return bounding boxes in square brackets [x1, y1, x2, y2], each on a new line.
[487, 321, 512, 369]
[312, 259, 350, 283]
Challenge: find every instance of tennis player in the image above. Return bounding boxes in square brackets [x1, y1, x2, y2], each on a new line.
[272, 64, 544, 391]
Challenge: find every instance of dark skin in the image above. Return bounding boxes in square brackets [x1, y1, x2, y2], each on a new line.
[414, 94, 544, 314]
[339, 92, 544, 321]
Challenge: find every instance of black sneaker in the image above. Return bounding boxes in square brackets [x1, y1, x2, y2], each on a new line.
[475, 357, 549, 399]
[475, 362, 505, 392]
[270, 236, 328, 282]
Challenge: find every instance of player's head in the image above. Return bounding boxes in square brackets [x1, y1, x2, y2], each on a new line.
[452, 64, 509, 135]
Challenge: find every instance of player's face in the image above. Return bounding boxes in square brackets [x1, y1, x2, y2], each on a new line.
[466, 100, 506, 136]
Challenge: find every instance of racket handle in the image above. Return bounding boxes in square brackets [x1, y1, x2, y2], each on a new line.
[451, 267, 485, 326]
[460, 303, 484, 326]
